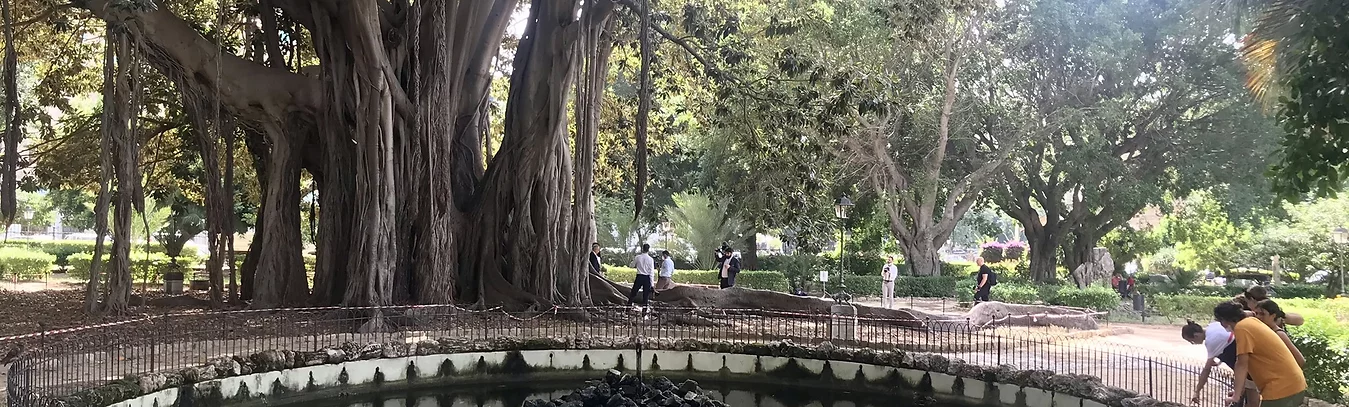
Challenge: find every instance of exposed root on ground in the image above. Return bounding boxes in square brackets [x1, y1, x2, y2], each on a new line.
[962, 302, 1099, 330]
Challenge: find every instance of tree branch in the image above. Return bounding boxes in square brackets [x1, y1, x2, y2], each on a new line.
[5, 3, 72, 32]
[76, 0, 322, 125]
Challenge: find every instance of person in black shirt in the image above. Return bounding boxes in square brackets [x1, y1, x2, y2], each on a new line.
[724, 245, 742, 287]
[589, 243, 603, 275]
[974, 257, 996, 303]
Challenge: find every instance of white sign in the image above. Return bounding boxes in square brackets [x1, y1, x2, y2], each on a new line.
[819, 270, 829, 282]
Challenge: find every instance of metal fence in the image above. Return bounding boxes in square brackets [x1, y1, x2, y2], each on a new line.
[2, 305, 1232, 407]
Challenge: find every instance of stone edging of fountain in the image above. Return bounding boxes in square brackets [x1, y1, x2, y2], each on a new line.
[43, 336, 1338, 407]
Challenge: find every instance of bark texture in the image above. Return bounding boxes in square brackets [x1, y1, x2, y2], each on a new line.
[105, 30, 143, 314]
[85, 25, 117, 313]
[0, 0, 17, 222]
[464, 0, 614, 307]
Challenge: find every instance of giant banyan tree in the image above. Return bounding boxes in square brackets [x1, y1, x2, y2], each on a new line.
[41, 0, 928, 320]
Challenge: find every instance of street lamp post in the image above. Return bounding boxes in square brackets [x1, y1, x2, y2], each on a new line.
[1333, 226, 1349, 296]
[834, 196, 854, 303]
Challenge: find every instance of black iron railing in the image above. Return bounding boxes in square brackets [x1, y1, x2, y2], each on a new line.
[1, 305, 1232, 407]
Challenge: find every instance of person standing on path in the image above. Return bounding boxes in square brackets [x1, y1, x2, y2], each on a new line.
[881, 256, 898, 309]
[655, 250, 676, 291]
[1216, 302, 1306, 407]
[974, 257, 996, 303]
[589, 243, 604, 276]
[720, 244, 742, 288]
[628, 244, 656, 307]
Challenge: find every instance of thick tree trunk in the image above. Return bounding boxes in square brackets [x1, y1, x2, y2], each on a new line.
[238, 129, 269, 303]
[567, 6, 614, 305]
[0, 0, 17, 222]
[105, 32, 138, 314]
[251, 123, 309, 308]
[900, 237, 942, 276]
[1063, 228, 1098, 287]
[465, 0, 613, 307]
[1027, 235, 1059, 283]
[181, 90, 230, 307]
[742, 230, 758, 270]
[86, 26, 117, 313]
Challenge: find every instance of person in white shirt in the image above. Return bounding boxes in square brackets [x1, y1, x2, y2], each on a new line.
[881, 256, 898, 309]
[1182, 319, 1260, 407]
[628, 244, 656, 306]
[655, 250, 676, 291]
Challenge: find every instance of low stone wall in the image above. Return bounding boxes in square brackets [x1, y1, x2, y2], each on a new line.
[45, 337, 1336, 407]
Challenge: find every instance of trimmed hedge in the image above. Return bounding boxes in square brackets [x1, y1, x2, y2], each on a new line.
[991, 284, 1039, 304]
[66, 252, 189, 283]
[0, 247, 56, 280]
[896, 276, 958, 297]
[0, 238, 202, 270]
[760, 255, 977, 278]
[1271, 283, 1327, 299]
[825, 275, 958, 297]
[1054, 285, 1120, 311]
[605, 267, 790, 291]
[604, 267, 957, 298]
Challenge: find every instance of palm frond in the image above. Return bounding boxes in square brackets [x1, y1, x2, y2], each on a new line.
[1224, 0, 1344, 106]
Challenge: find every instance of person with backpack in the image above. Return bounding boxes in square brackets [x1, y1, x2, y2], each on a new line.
[974, 257, 997, 303]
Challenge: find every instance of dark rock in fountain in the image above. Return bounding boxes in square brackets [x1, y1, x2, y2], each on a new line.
[525, 370, 721, 407]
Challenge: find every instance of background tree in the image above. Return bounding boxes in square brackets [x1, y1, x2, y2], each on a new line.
[665, 192, 747, 269]
[839, 1, 1021, 276]
[1159, 191, 1251, 275]
[990, 0, 1279, 282]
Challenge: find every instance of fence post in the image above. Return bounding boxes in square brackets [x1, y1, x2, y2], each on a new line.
[996, 327, 1003, 366]
[150, 317, 158, 373]
[1147, 357, 1156, 397]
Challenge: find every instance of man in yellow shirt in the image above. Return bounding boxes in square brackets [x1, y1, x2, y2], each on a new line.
[1215, 302, 1306, 407]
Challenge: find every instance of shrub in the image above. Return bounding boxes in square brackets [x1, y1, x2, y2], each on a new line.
[1053, 285, 1121, 311]
[0, 247, 56, 280]
[980, 242, 1005, 263]
[604, 267, 788, 291]
[734, 270, 790, 291]
[1, 240, 201, 269]
[836, 275, 882, 296]
[991, 284, 1039, 304]
[1272, 283, 1326, 299]
[1037, 284, 1063, 304]
[988, 261, 1019, 280]
[67, 252, 93, 280]
[942, 261, 977, 276]
[64, 251, 178, 283]
[955, 278, 976, 301]
[766, 253, 821, 290]
[1288, 326, 1349, 403]
[1004, 241, 1027, 260]
[893, 276, 959, 298]
[821, 254, 887, 279]
[1148, 295, 1229, 321]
